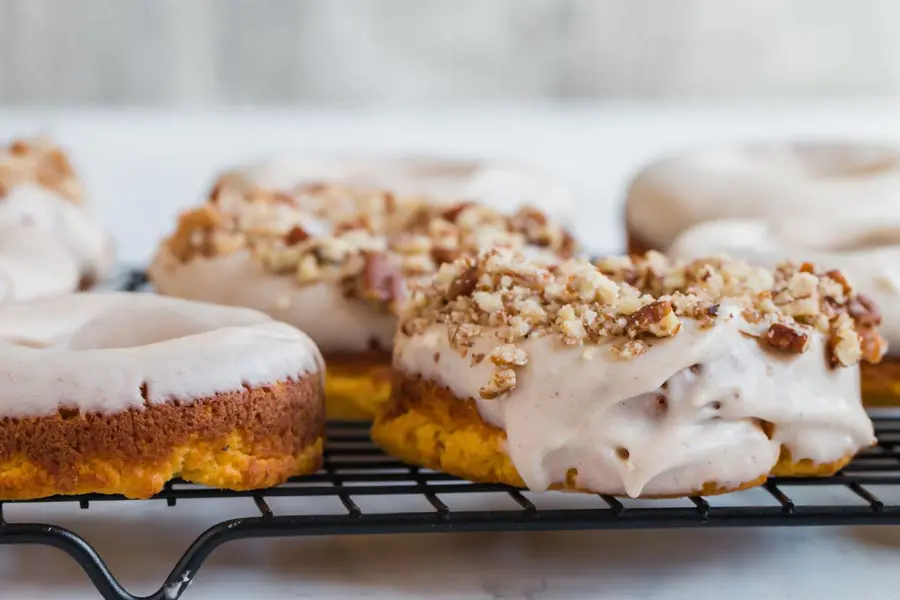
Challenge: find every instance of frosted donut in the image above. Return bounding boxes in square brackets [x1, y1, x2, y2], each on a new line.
[0, 138, 115, 299]
[670, 217, 900, 405]
[373, 250, 882, 498]
[150, 179, 576, 420]
[624, 141, 900, 254]
[0, 292, 325, 500]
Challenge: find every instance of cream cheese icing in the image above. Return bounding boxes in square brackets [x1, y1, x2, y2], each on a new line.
[395, 307, 873, 498]
[0, 292, 323, 418]
[669, 217, 900, 353]
[149, 247, 396, 354]
[626, 142, 900, 250]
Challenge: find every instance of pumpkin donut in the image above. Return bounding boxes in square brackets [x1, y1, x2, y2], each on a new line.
[0, 292, 325, 500]
[374, 249, 882, 497]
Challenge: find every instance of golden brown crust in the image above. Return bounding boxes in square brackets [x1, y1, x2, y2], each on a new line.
[373, 373, 856, 498]
[0, 375, 325, 499]
[324, 351, 393, 419]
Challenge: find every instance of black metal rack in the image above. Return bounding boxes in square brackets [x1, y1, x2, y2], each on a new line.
[2, 270, 900, 600]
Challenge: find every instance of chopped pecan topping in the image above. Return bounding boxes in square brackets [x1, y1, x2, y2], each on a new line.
[848, 295, 881, 327]
[1, 138, 83, 203]
[447, 265, 479, 300]
[763, 323, 810, 353]
[441, 202, 476, 223]
[9, 140, 30, 155]
[490, 344, 528, 367]
[626, 300, 680, 337]
[360, 252, 404, 304]
[479, 369, 516, 399]
[431, 246, 462, 265]
[399, 248, 889, 399]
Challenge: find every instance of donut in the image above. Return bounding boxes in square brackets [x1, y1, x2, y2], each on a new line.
[0, 137, 115, 299]
[624, 141, 900, 254]
[0, 292, 324, 500]
[372, 249, 883, 498]
[150, 173, 576, 420]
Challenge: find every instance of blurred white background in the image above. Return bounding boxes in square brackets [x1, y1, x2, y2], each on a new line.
[3, 0, 900, 105]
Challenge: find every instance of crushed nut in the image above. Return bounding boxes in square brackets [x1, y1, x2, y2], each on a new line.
[479, 369, 517, 399]
[0, 138, 84, 203]
[490, 344, 528, 367]
[763, 323, 810, 353]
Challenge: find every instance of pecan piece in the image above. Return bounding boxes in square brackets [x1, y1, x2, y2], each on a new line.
[441, 202, 475, 223]
[627, 300, 670, 330]
[284, 225, 310, 246]
[490, 344, 528, 367]
[825, 269, 853, 294]
[626, 300, 680, 337]
[848, 294, 881, 327]
[763, 323, 809, 353]
[9, 139, 30, 155]
[431, 246, 462, 265]
[859, 326, 888, 364]
[479, 369, 516, 399]
[360, 252, 403, 303]
[447, 265, 479, 300]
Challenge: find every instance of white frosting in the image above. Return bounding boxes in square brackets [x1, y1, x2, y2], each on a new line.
[228, 156, 573, 221]
[395, 307, 873, 498]
[626, 142, 900, 249]
[0, 292, 323, 418]
[0, 184, 114, 299]
[669, 217, 900, 353]
[149, 247, 395, 354]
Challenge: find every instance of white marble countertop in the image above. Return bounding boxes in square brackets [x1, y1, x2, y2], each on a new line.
[3, 102, 900, 599]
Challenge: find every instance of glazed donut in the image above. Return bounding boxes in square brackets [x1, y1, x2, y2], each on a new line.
[373, 249, 882, 498]
[0, 138, 115, 298]
[624, 141, 900, 254]
[0, 292, 325, 500]
[669, 217, 900, 405]
[150, 174, 575, 419]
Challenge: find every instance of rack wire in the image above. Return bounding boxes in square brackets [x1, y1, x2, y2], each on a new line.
[2, 270, 900, 600]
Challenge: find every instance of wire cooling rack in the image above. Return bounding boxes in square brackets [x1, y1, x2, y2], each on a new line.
[2, 269, 900, 600]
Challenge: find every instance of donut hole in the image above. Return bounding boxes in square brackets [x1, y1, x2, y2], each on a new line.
[615, 446, 631, 461]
